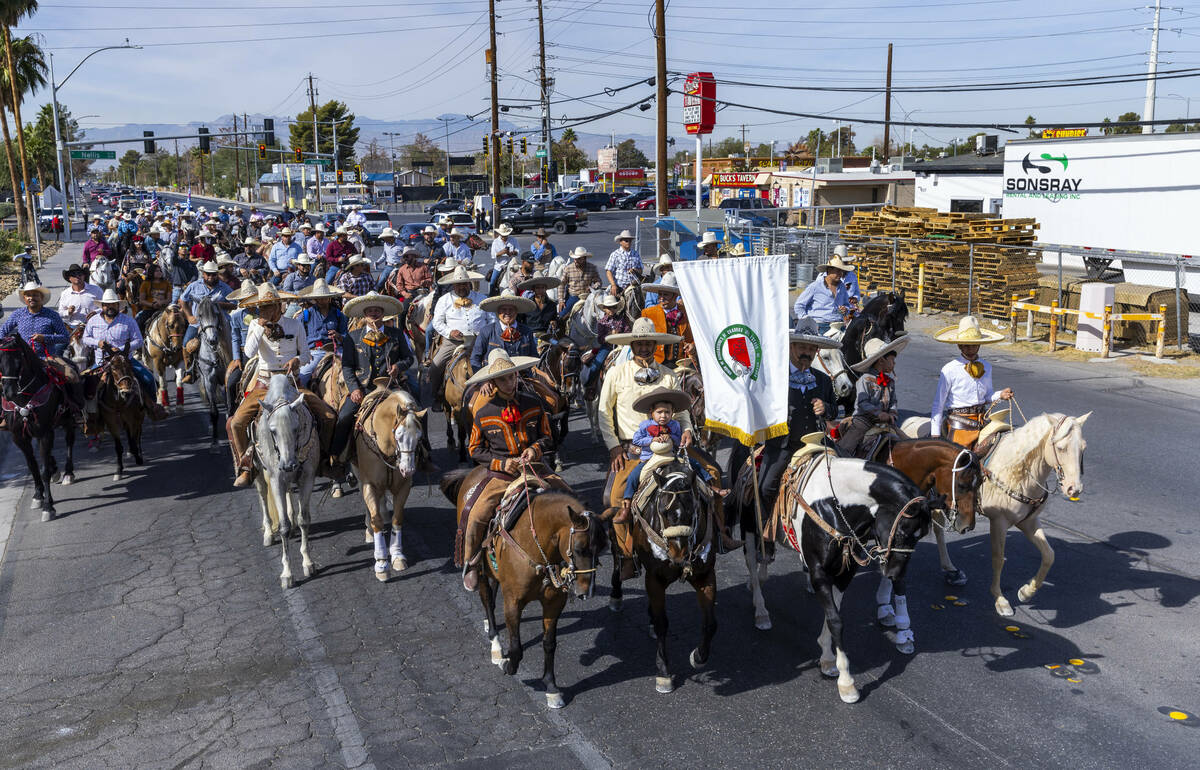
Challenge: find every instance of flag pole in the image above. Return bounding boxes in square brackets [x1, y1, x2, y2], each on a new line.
[748, 441, 769, 562]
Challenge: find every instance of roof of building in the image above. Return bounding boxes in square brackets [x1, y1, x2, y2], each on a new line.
[906, 153, 1003, 175]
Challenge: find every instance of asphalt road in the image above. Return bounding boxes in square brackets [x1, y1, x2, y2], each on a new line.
[2, 204, 1198, 768]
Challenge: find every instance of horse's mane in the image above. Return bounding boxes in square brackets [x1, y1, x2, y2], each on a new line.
[989, 413, 1061, 484]
[264, 373, 298, 406]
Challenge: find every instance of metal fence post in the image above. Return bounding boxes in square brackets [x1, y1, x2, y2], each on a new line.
[1049, 300, 1059, 351]
[891, 237, 898, 292]
[1057, 249, 1063, 309]
[967, 242, 975, 316]
[1175, 258, 1184, 353]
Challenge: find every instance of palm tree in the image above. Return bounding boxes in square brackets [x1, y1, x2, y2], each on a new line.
[1, 1, 41, 235]
[0, 34, 43, 234]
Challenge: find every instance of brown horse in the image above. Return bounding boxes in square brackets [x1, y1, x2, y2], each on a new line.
[95, 348, 145, 481]
[441, 346, 475, 463]
[354, 388, 427, 582]
[144, 306, 188, 408]
[530, 340, 579, 467]
[441, 465, 606, 709]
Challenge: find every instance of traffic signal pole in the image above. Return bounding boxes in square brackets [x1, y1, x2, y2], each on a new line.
[488, 0, 501, 222]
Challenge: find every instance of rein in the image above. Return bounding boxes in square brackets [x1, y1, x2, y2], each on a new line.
[631, 462, 713, 572]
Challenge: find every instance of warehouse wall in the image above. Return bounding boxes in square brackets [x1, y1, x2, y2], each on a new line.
[913, 173, 1003, 214]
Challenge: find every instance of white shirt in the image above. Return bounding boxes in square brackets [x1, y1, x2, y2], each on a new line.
[345, 211, 366, 228]
[243, 315, 310, 382]
[57, 284, 103, 326]
[432, 290, 487, 337]
[490, 236, 520, 270]
[929, 356, 1001, 437]
[443, 241, 472, 262]
[260, 224, 279, 240]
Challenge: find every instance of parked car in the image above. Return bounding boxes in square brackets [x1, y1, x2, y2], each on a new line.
[425, 211, 477, 238]
[562, 191, 615, 212]
[117, 195, 140, 210]
[635, 194, 688, 210]
[358, 209, 392, 244]
[718, 197, 772, 211]
[38, 207, 64, 232]
[397, 223, 427, 244]
[499, 201, 586, 234]
[337, 196, 365, 213]
[424, 198, 464, 215]
[617, 190, 654, 209]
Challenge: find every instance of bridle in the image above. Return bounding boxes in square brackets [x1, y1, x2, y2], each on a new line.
[934, 448, 977, 532]
[982, 415, 1081, 515]
[633, 462, 712, 576]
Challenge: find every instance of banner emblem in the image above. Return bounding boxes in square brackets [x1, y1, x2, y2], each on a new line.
[714, 324, 763, 381]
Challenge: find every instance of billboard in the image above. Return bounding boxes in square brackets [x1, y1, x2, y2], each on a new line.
[598, 147, 617, 174]
[683, 72, 715, 135]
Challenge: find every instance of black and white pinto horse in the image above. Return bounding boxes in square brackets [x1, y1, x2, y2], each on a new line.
[735, 456, 933, 704]
[815, 291, 909, 416]
[0, 334, 78, 520]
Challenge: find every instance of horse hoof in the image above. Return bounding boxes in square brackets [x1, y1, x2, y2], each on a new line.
[1017, 584, 1037, 602]
[60, 475, 73, 486]
[546, 692, 565, 709]
[655, 676, 674, 694]
[281, 575, 294, 589]
[330, 486, 343, 499]
[877, 605, 897, 628]
[819, 659, 838, 678]
[896, 640, 915, 655]
[838, 683, 860, 704]
[50, 471, 62, 484]
[754, 614, 772, 631]
[374, 570, 389, 583]
[689, 649, 705, 669]
[40, 509, 53, 523]
[943, 568, 968, 586]
[995, 597, 1015, 617]
[391, 555, 408, 572]
[303, 563, 315, 579]
[490, 640, 503, 665]
[112, 473, 124, 482]
[608, 597, 622, 613]
[263, 532, 274, 547]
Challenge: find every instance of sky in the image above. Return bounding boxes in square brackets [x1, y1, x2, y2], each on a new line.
[17, 0, 1200, 156]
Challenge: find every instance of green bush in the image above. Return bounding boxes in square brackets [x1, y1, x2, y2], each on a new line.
[0, 203, 14, 220]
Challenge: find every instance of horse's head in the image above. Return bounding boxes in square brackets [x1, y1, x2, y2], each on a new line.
[934, 445, 984, 534]
[1047, 412, 1090, 500]
[562, 505, 607, 599]
[883, 290, 909, 337]
[648, 461, 704, 568]
[259, 375, 310, 475]
[391, 391, 427, 478]
[0, 333, 32, 401]
[872, 476, 933, 583]
[105, 346, 138, 404]
[163, 306, 188, 340]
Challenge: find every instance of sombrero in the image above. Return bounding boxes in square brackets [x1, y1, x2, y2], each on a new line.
[296, 278, 341, 300]
[850, 336, 910, 374]
[344, 291, 402, 318]
[604, 316, 681, 347]
[494, 223, 514, 237]
[932, 315, 1005, 345]
[292, 254, 315, 266]
[644, 272, 681, 295]
[199, 261, 220, 274]
[437, 264, 484, 286]
[226, 280, 260, 302]
[697, 231, 720, 248]
[724, 243, 748, 257]
[655, 254, 673, 272]
[516, 274, 561, 292]
[239, 282, 298, 309]
[598, 293, 621, 309]
[632, 386, 691, 415]
[18, 282, 51, 302]
[977, 408, 1012, 445]
[478, 289, 536, 315]
[345, 254, 373, 271]
[464, 349, 539, 388]
[790, 317, 840, 349]
[99, 288, 122, 304]
[818, 255, 855, 273]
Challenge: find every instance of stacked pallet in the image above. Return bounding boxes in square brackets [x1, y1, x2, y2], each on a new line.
[840, 206, 1042, 317]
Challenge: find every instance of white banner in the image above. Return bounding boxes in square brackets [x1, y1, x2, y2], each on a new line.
[673, 255, 789, 446]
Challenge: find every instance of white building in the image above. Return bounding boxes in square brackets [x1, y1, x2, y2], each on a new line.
[909, 154, 1004, 215]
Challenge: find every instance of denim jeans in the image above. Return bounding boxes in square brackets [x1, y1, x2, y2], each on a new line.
[557, 294, 580, 320]
[298, 347, 329, 387]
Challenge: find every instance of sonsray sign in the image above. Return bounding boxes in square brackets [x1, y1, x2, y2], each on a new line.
[1003, 150, 1082, 202]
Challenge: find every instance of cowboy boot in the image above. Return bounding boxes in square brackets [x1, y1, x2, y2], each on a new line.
[714, 499, 743, 552]
[180, 338, 201, 384]
[613, 498, 632, 525]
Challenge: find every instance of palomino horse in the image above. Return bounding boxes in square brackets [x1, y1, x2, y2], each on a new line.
[769, 456, 932, 703]
[144, 305, 188, 408]
[252, 375, 320, 588]
[905, 411, 1089, 616]
[609, 455, 719, 694]
[353, 387, 426, 582]
[194, 297, 232, 447]
[440, 343, 475, 463]
[95, 348, 145, 480]
[441, 466, 606, 709]
[0, 334, 78, 520]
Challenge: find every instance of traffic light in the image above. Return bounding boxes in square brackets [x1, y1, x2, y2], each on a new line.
[520, 137, 527, 155]
[353, 164, 362, 183]
[482, 136, 489, 157]
[198, 127, 210, 154]
[258, 144, 267, 160]
[294, 147, 303, 162]
[336, 168, 344, 183]
[507, 136, 514, 155]
[143, 131, 155, 154]
[263, 117, 275, 146]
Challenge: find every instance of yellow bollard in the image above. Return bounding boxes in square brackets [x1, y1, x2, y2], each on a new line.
[1100, 305, 1111, 358]
[1025, 289, 1036, 340]
[1009, 294, 1018, 343]
[916, 263, 925, 314]
[1156, 304, 1166, 358]
[1049, 301, 1059, 351]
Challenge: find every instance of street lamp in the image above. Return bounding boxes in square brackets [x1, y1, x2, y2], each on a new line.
[901, 109, 922, 168]
[51, 40, 140, 241]
[436, 115, 455, 193]
[1165, 93, 1192, 121]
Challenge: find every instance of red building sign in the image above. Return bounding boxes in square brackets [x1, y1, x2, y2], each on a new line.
[683, 72, 715, 136]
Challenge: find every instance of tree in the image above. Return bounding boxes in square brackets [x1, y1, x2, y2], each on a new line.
[615, 138, 648, 168]
[26, 101, 84, 194]
[560, 128, 578, 144]
[1025, 115, 1038, 138]
[288, 100, 359, 168]
[399, 132, 444, 171]
[0, 29, 44, 234]
[358, 137, 389, 173]
[1165, 122, 1200, 133]
[551, 131, 587, 174]
[1104, 112, 1142, 136]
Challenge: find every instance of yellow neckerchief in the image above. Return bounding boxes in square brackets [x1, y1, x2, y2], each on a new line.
[962, 355, 985, 379]
[362, 323, 386, 346]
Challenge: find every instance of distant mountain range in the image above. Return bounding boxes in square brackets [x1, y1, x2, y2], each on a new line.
[79, 113, 659, 167]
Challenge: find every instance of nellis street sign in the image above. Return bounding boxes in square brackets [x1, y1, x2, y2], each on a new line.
[70, 150, 116, 160]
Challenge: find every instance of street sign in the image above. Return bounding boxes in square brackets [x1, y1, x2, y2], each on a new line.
[70, 150, 116, 160]
[535, 149, 547, 158]
[304, 158, 331, 166]
[683, 72, 716, 135]
[598, 147, 617, 174]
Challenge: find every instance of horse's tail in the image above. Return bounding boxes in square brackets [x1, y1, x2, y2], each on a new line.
[439, 468, 471, 504]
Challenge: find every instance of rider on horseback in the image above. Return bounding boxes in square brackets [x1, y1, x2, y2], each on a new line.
[0, 283, 83, 418]
[836, 336, 909, 458]
[793, 253, 855, 335]
[929, 316, 1014, 448]
[605, 230, 642, 298]
[638, 272, 689, 366]
[179, 261, 235, 384]
[471, 291, 537, 370]
[80, 289, 168, 423]
[295, 279, 347, 387]
[459, 349, 571, 592]
[429, 266, 487, 406]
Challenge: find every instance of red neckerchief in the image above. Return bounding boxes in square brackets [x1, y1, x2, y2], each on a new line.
[875, 372, 893, 387]
[501, 401, 521, 424]
[500, 326, 520, 343]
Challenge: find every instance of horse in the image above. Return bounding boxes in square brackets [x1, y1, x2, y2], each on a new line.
[813, 291, 909, 415]
[905, 411, 1089, 616]
[563, 286, 605, 352]
[194, 297, 232, 447]
[672, 355, 720, 455]
[441, 466, 606, 709]
[90, 255, 116, 292]
[400, 287, 434, 366]
[609, 455, 719, 694]
[440, 343, 476, 463]
[773, 456, 933, 703]
[353, 387, 427, 582]
[0, 334, 78, 520]
[95, 347, 146, 480]
[144, 305, 188, 408]
[252, 375, 320, 588]
[64, 324, 93, 373]
[530, 340, 578, 471]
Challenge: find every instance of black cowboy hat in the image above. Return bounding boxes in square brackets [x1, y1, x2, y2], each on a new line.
[61, 263, 88, 280]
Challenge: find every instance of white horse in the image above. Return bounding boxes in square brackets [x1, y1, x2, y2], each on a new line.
[544, 254, 568, 302]
[901, 411, 1089, 616]
[252, 375, 320, 588]
[90, 256, 115, 292]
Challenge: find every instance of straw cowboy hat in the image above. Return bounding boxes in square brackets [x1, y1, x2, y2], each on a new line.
[61, 263, 88, 280]
[832, 244, 855, 262]
[790, 317, 840, 349]
[334, 226, 350, 236]
[598, 293, 621, 309]
[422, 225, 437, 234]
[239, 282, 298, 309]
[99, 288, 122, 304]
[199, 261, 220, 274]
[243, 237, 261, 247]
[344, 291, 403, 319]
[655, 254, 673, 272]
[300, 221, 314, 230]
[436, 257, 460, 273]
[379, 227, 398, 239]
[478, 289, 536, 315]
[345, 254, 373, 271]
[851, 336, 910, 374]
[314, 223, 328, 233]
[724, 242, 749, 257]
[645, 271, 681, 295]
[494, 223, 514, 237]
[819, 255, 855, 273]
[613, 229, 634, 242]
[697, 231, 720, 249]
[515, 274, 561, 292]
[296, 278, 341, 300]
[569, 246, 592, 259]
[632, 386, 692, 415]
[438, 264, 485, 286]
[605, 316, 682, 347]
[449, 227, 467, 238]
[19, 282, 51, 302]
[292, 254, 315, 266]
[226, 281, 260, 303]
[932, 315, 1005, 345]
[533, 227, 551, 239]
[279, 227, 295, 236]
[464, 349, 539, 388]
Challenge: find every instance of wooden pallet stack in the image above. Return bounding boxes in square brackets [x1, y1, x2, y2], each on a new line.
[840, 206, 1041, 317]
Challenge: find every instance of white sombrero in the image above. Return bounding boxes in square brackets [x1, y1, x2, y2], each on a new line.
[344, 291, 403, 318]
[790, 317, 840, 349]
[437, 265, 485, 286]
[345, 254, 373, 271]
[239, 282, 298, 309]
[850, 336, 910, 374]
[604, 316, 681, 347]
[644, 272, 681, 295]
[932, 315, 1005, 345]
[697, 231, 720, 248]
[494, 223, 514, 237]
[464, 349, 539, 387]
[632, 386, 692, 415]
[296, 278, 342, 300]
[99, 288, 122, 304]
[478, 289, 536, 314]
[515, 274, 561, 292]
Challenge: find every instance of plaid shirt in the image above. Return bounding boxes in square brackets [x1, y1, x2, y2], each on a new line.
[0, 307, 69, 352]
[560, 261, 601, 299]
[337, 270, 374, 297]
[604, 247, 643, 288]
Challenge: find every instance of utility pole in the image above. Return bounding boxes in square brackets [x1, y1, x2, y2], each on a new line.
[233, 114, 241, 202]
[488, 0, 502, 219]
[308, 73, 322, 209]
[883, 43, 893, 161]
[247, 112, 256, 200]
[654, 0, 669, 257]
[174, 139, 180, 190]
[1143, 0, 1162, 134]
[536, 0, 551, 195]
[333, 118, 341, 204]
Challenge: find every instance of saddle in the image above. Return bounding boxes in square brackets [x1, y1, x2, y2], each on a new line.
[764, 442, 837, 544]
[857, 424, 902, 462]
[973, 409, 1013, 458]
[311, 350, 338, 389]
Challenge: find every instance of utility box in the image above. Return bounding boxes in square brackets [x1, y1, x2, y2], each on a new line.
[1076, 282, 1114, 352]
